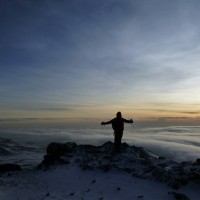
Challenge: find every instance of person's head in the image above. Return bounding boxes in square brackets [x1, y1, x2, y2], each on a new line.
[116, 112, 122, 118]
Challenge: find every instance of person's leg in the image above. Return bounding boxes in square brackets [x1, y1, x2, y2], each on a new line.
[114, 131, 123, 152]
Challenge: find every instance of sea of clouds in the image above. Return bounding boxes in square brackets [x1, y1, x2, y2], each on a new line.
[1, 126, 200, 166]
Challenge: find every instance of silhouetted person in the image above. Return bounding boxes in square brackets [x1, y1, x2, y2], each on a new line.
[101, 112, 133, 153]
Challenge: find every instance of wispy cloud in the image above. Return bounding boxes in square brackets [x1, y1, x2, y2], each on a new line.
[1, 0, 200, 120]
[136, 108, 200, 115]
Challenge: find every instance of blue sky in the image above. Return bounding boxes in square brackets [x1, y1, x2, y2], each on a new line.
[1, 0, 200, 124]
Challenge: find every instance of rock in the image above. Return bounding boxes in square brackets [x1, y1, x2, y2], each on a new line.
[38, 141, 200, 188]
[91, 179, 96, 184]
[99, 164, 111, 172]
[0, 163, 22, 174]
[38, 142, 76, 169]
[45, 193, 50, 196]
[79, 163, 94, 170]
[195, 158, 200, 165]
[190, 171, 200, 180]
[37, 154, 69, 169]
[168, 192, 191, 200]
[47, 142, 76, 157]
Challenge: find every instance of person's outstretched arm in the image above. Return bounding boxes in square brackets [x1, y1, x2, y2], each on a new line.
[123, 119, 133, 123]
[101, 120, 112, 125]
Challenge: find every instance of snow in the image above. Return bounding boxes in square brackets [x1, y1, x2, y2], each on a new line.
[0, 164, 199, 200]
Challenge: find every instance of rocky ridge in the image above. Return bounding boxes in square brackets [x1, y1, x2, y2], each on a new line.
[38, 141, 200, 190]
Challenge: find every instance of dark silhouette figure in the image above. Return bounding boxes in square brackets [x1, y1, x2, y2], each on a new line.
[101, 112, 133, 153]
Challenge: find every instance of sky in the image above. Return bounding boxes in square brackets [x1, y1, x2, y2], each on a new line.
[1, 0, 200, 126]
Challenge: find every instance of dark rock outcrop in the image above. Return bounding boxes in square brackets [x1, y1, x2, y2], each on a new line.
[38, 141, 200, 189]
[46, 142, 76, 157]
[168, 192, 191, 200]
[37, 142, 76, 169]
[0, 163, 22, 174]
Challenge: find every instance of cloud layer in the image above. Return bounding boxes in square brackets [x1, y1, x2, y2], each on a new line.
[1, 125, 200, 162]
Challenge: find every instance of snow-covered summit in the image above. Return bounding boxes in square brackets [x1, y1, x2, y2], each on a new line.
[38, 141, 200, 190]
[1, 141, 200, 200]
